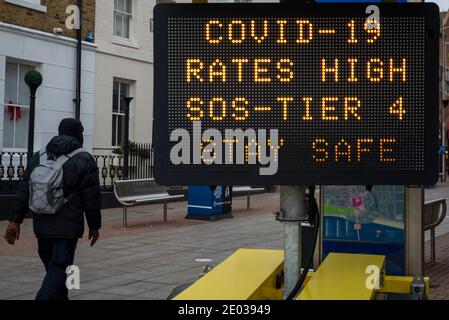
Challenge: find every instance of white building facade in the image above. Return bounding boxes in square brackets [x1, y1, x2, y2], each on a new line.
[0, 22, 97, 155]
[92, 0, 270, 154]
[93, 0, 156, 152]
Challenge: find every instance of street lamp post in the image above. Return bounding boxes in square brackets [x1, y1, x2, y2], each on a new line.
[122, 96, 134, 179]
[24, 70, 43, 164]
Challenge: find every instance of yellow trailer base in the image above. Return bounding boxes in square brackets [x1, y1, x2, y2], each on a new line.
[298, 252, 385, 300]
[174, 248, 284, 300]
[174, 249, 429, 300]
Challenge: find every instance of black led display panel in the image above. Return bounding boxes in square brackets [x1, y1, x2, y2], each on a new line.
[153, 3, 439, 186]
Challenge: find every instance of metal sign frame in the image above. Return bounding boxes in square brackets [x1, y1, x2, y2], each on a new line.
[153, 3, 439, 186]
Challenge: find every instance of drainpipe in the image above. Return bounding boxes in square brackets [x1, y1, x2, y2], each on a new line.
[74, 0, 83, 120]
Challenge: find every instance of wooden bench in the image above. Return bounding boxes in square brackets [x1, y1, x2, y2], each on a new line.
[113, 178, 184, 227]
[232, 186, 265, 210]
[423, 198, 447, 263]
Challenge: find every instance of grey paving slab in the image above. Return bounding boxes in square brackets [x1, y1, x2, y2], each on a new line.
[126, 287, 176, 300]
[0, 255, 38, 264]
[79, 271, 151, 290]
[144, 272, 199, 286]
[132, 264, 194, 277]
[71, 292, 129, 300]
[123, 295, 155, 300]
[0, 282, 39, 299]
[99, 281, 166, 296]
[0, 271, 45, 284]
[68, 289, 92, 298]
[7, 293, 36, 300]
[0, 280, 18, 290]
[154, 256, 213, 268]
[0, 267, 43, 281]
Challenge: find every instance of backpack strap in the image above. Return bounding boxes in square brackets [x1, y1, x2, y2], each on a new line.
[66, 148, 86, 159]
[38, 149, 48, 162]
[53, 148, 86, 170]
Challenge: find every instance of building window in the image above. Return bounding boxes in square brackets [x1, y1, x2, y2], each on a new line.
[114, 0, 132, 38]
[2, 62, 34, 150]
[5, 0, 47, 13]
[112, 80, 130, 147]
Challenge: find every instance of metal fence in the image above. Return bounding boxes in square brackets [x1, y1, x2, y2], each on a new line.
[0, 151, 26, 193]
[0, 143, 154, 193]
[93, 143, 154, 190]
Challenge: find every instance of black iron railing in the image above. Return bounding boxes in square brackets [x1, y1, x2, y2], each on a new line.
[0, 151, 26, 193]
[93, 143, 154, 190]
[0, 143, 154, 193]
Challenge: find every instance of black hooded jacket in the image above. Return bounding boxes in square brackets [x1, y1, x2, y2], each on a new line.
[9, 135, 102, 238]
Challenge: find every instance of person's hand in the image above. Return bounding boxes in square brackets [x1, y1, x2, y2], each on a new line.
[88, 229, 99, 247]
[4, 222, 20, 245]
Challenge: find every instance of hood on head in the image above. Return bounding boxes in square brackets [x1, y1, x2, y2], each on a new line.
[58, 118, 84, 145]
[46, 135, 82, 155]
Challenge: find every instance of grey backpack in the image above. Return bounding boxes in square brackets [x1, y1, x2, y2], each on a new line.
[29, 148, 85, 215]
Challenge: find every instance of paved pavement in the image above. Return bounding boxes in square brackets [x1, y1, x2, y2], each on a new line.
[425, 231, 449, 300]
[425, 182, 449, 239]
[0, 193, 283, 300]
[0, 185, 449, 300]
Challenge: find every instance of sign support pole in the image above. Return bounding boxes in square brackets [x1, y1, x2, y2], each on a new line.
[404, 0, 425, 278]
[278, 185, 308, 298]
[277, 1, 314, 299]
[405, 186, 424, 275]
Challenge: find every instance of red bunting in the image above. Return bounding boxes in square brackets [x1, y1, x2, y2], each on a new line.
[6, 100, 21, 121]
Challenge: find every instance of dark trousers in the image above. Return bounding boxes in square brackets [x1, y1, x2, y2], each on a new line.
[35, 238, 78, 300]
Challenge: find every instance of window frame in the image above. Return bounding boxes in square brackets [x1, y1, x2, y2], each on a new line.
[112, 80, 131, 147]
[113, 0, 133, 39]
[2, 61, 35, 152]
[4, 0, 47, 13]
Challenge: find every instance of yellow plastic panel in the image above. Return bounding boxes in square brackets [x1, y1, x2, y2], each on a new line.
[379, 275, 430, 296]
[174, 248, 284, 300]
[298, 253, 385, 300]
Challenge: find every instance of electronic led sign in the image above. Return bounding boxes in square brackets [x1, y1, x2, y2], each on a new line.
[153, 3, 439, 185]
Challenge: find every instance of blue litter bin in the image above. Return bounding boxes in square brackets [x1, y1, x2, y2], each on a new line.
[186, 185, 232, 220]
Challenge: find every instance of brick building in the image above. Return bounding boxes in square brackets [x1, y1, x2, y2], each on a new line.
[0, 0, 96, 159]
[0, 0, 95, 38]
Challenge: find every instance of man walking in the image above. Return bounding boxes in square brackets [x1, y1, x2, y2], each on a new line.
[3, 118, 101, 300]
